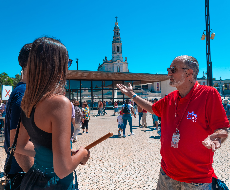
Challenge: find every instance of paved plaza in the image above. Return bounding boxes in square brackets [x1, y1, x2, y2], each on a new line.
[0, 110, 230, 189]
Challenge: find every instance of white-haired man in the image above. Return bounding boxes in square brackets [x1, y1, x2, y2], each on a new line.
[117, 55, 229, 190]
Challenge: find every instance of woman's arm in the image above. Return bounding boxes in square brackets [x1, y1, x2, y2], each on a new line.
[15, 122, 35, 172]
[15, 122, 35, 157]
[51, 96, 89, 179]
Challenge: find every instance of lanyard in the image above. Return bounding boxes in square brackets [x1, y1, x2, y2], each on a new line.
[175, 83, 199, 133]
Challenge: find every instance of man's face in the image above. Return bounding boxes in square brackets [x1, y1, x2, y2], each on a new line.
[224, 100, 228, 105]
[168, 59, 189, 88]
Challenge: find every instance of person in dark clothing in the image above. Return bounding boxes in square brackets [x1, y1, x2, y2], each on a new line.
[4, 43, 34, 189]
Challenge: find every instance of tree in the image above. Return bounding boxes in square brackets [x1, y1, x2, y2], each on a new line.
[0, 72, 14, 86]
[13, 74, 21, 87]
[0, 72, 21, 97]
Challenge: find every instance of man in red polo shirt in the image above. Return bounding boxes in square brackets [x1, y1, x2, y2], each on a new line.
[117, 55, 229, 190]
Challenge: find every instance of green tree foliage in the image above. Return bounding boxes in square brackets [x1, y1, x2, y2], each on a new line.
[0, 72, 21, 97]
[13, 74, 21, 87]
[0, 72, 14, 86]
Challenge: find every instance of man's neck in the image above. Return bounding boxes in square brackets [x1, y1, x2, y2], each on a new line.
[20, 74, 27, 83]
[177, 81, 196, 98]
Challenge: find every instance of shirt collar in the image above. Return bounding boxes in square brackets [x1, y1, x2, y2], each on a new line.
[177, 81, 199, 101]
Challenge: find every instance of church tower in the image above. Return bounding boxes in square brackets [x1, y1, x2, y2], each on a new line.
[98, 17, 128, 72]
[112, 16, 123, 62]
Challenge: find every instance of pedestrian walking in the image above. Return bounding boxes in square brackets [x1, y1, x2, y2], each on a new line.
[142, 108, 147, 128]
[103, 101, 107, 115]
[70, 100, 75, 144]
[114, 101, 119, 115]
[117, 111, 123, 137]
[0, 98, 4, 132]
[72, 101, 83, 143]
[0, 100, 7, 130]
[152, 98, 159, 130]
[98, 100, 103, 116]
[133, 102, 138, 115]
[1, 100, 6, 118]
[137, 105, 143, 127]
[15, 37, 90, 189]
[117, 55, 229, 189]
[122, 99, 136, 137]
[82, 102, 90, 133]
[223, 99, 230, 125]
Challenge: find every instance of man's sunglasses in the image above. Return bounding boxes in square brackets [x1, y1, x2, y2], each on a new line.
[167, 67, 189, 73]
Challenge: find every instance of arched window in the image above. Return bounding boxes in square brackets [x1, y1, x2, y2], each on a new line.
[117, 65, 120, 72]
[117, 46, 119, 52]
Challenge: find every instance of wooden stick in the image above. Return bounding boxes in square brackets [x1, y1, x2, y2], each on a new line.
[85, 132, 113, 150]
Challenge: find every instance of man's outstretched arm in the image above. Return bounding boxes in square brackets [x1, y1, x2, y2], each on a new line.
[116, 83, 153, 114]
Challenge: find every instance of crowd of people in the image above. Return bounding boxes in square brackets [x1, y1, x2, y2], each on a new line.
[1, 37, 230, 190]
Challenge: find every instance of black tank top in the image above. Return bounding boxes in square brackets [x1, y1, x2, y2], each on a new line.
[21, 107, 52, 150]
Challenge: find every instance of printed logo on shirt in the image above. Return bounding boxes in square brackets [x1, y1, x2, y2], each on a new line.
[187, 111, 197, 122]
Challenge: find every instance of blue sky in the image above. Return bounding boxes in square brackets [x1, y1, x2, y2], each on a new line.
[0, 0, 230, 80]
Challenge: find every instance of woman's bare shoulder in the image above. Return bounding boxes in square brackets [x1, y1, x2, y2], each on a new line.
[40, 95, 71, 112]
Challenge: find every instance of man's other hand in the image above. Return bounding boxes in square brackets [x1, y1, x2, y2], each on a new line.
[202, 131, 228, 152]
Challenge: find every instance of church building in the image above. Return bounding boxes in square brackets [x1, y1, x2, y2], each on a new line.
[65, 17, 171, 107]
[98, 17, 128, 72]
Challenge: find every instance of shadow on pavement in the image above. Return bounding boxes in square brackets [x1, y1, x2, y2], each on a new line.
[149, 136, 161, 139]
[109, 135, 121, 139]
[141, 130, 153, 132]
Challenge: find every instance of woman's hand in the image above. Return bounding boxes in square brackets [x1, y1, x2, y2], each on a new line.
[78, 147, 90, 165]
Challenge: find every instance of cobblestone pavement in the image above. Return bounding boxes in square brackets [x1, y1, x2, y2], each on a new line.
[0, 110, 229, 189]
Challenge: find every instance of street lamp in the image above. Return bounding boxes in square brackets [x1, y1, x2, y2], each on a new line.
[201, 30, 215, 40]
[76, 58, 79, 70]
[210, 32, 215, 40]
[201, 0, 215, 87]
[201, 32, 206, 40]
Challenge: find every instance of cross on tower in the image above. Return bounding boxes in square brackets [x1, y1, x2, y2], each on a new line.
[115, 16, 118, 23]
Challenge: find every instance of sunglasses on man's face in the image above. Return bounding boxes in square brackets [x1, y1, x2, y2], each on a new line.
[167, 67, 189, 74]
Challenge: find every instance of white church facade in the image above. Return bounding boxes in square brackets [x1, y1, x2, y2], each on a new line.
[98, 17, 128, 72]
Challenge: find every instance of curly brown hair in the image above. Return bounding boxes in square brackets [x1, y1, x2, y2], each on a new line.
[21, 37, 69, 117]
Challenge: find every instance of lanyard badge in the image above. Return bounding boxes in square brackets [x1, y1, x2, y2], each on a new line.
[171, 129, 180, 148]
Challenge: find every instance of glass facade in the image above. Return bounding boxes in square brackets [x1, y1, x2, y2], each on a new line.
[66, 79, 141, 109]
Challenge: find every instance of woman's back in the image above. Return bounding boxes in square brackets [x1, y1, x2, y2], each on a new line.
[15, 37, 90, 190]
[20, 96, 75, 189]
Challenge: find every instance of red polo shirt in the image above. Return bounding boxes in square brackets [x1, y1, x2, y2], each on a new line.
[152, 82, 229, 183]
